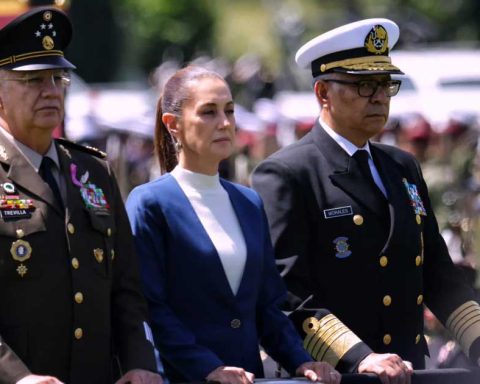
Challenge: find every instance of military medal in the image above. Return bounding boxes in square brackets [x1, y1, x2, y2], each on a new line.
[71, 163, 110, 214]
[403, 178, 427, 216]
[10, 239, 32, 277]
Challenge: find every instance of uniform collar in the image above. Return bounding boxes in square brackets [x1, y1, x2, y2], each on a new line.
[319, 117, 372, 157]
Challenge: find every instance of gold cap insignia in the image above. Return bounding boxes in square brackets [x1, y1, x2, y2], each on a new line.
[10, 239, 32, 262]
[43, 11, 52, 22]
[42, 35, 54, 50]
[364, 25, 388, 55]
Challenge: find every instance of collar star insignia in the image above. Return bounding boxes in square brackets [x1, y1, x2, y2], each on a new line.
[0, 145, 8, 161]
[59, 144, 71, 159]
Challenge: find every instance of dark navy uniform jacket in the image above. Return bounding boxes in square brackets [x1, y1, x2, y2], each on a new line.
[252, 121, 480, 372]
[0, 133, 157, 384]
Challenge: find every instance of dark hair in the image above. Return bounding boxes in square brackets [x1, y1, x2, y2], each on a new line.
[154, 65, 227, 174]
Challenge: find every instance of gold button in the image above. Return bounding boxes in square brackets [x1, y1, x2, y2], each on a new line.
[93, 248, 104, 263]
[383, 334, 391, 345]
[16, 229, 25, 238]
[230, 319, 241, 329]
[67, 223, 75, 234]
[415, 256, 422, 266]
[416, 215, 421, 225]
[417, 294, 423, 305]
[111, 249, 115, 260]
[353, 215, 364, 226]
[74, 328, 83, 339]
[107, 228, 112, 237]
[383, 295, 392, 306]
[71, 258, 79, 269]
[380, 256, 388, 267]
[74, 292, 84, 304]
[415, 334, 421, 344]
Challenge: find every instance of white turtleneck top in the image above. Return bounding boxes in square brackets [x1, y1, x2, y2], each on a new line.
[171, 166, 247, 294]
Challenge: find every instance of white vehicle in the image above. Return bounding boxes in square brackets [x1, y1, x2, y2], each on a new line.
[390, 48, 480, 130]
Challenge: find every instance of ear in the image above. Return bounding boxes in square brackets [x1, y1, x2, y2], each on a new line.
[162, 112, 179, 137]
[314, 81, 329, 105]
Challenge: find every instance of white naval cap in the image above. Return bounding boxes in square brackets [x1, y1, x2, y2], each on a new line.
[295, 18, 403, 77]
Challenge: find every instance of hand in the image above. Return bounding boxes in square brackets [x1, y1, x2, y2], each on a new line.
[16, 375, 64, 384]
[296, 361, 341, 383]
[206, 366, 255, 384]
[358, 353, 413, 384]
[115, 369, 163, 384]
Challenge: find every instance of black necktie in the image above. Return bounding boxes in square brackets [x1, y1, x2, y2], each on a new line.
[39, 156, 63, 209]
[352, 150, 385, 199]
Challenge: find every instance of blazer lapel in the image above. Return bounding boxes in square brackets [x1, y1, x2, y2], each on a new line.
[0, 132, 61, 214]
[311, 123, 387, 216]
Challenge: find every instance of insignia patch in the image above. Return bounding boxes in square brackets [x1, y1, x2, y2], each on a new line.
[333, 236, 352, 259]
[403, 179, 427, 216]
[71, 163, 110, 214]
[2, 182, 15, 194]
[364, 25, 388, 55]
[324, 206, 353, 219]
[36, 11, 57, 51]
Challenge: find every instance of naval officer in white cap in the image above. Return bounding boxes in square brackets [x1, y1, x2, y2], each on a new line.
[252, 18, 480, 384]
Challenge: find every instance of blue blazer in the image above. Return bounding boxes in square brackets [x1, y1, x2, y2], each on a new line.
[126, 174, 311, 382]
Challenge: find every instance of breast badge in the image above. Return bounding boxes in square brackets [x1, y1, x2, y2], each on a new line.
[11, 239, 32, 277]
[333, 236, 352, 259]
[0, 183, 36, 221]
[70, 163, 110, 215]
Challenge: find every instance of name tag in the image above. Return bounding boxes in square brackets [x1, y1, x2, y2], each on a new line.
[323, 206, 353, 219]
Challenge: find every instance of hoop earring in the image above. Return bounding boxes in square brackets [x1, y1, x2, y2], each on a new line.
[175, 141, 183, 152]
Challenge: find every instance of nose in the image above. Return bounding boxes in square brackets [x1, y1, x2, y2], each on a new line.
[218, 111, 234, 129]
[370, 84, 390, 103]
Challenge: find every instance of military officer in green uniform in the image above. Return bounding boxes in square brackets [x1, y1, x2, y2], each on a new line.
[252, 18, 480, 384]
[0, 7, 162, 384]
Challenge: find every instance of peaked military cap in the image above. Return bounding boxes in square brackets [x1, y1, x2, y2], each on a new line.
[0, 6, 75, 71]
[296, 18, 403, 77]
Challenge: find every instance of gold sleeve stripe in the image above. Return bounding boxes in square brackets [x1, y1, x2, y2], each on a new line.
[302, 314, 362, 367]
[446, 300, 480, 357]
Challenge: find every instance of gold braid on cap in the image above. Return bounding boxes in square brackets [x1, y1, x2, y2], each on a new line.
[0, 50, 64, 67]
[446, 300, 480, 357]
[320, 55, 395, 73]
[303, 314, 362, 367]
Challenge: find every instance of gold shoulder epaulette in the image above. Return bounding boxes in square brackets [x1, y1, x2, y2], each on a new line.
[55, 138, 107, 159]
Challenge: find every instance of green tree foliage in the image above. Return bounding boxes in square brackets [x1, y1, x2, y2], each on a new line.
[117, 0, 215, 76]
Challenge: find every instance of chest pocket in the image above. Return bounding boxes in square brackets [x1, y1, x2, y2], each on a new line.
[0, 209, 46, 278]
[86, 209, 116, 278]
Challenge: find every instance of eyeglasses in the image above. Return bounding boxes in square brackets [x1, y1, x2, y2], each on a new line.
[322, 79, 402, 97]
[1, 71, 71, 90]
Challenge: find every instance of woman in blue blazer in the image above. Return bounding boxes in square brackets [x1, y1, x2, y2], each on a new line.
[126, 66, 340, 384]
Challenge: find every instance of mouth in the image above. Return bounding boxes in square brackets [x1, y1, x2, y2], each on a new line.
[213, 137, 231, 143]
[36, 106, 61, 113]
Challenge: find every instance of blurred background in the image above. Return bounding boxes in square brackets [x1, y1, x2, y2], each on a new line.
[4, 0, 480, 371]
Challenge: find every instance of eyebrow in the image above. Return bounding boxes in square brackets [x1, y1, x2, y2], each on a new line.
[200, 101, 234, 107]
